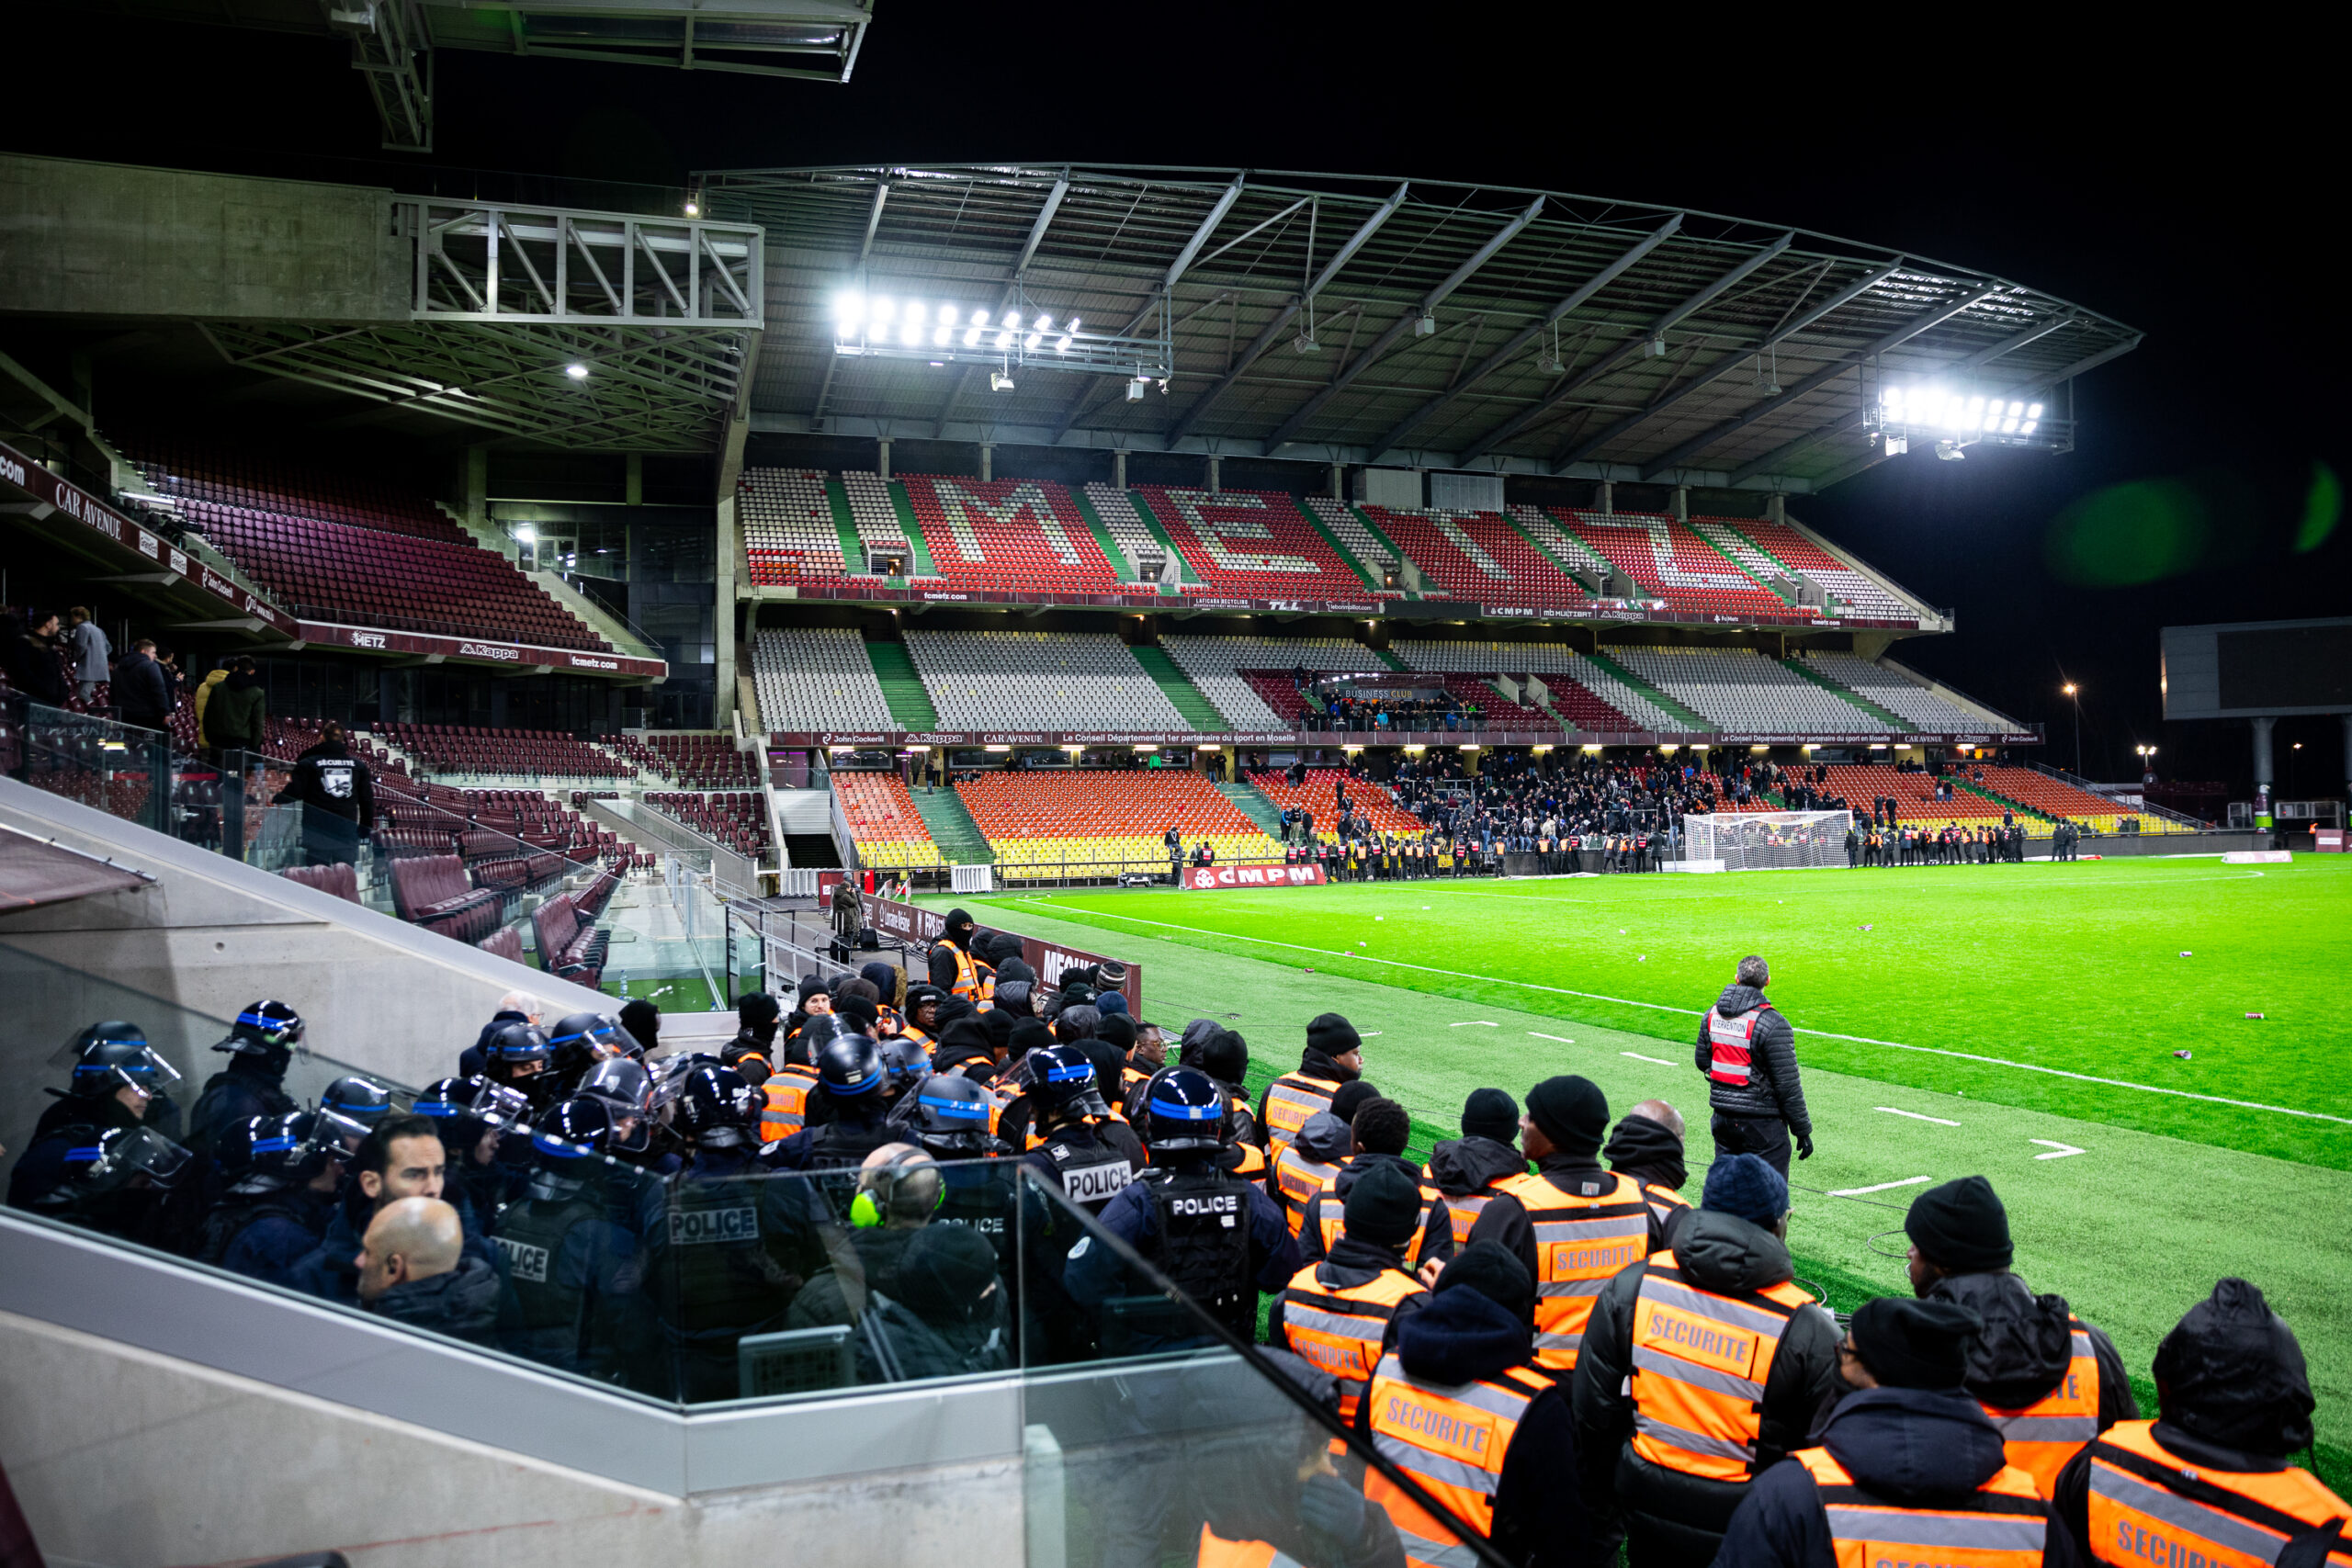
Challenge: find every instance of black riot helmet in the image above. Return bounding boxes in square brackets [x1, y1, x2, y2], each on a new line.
[815, 1032, 886, 1102]
[217, 1111, 341, 1195]
[673, 1065, 760, 1149]
[530, 1096, 617, 1166]
[484, 1021, 554, 1089]
[878, 1033, 932, 1091]
[548, 1012, 632, 1084]
[321, 1074, 397, 1129]
[894, 1073, 999, 1158]
[1028, 1043, 1109, 1120]
[39, 1125, 194, 1209]
[576, 1056, 655, 1153]
[66, 1023, 182, 1100]
[215, 999, 304, 1064]
[1143, 1066, 1229, 1154]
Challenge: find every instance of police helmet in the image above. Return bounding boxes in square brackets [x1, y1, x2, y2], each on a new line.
[67, 1024, 182, 1100]
[895, 1073, 997, 1158]
[1029, 1043, 1110, 1119]
[321, 1074, 397, 1128]
[1142, 1067, 1229, 1153]
[484, 1021, 553, 1080]
[878, 1033, 932, 1089]
[548, 1011, 632, 1079]
[673, 1065, 760, 1148]
[530, 1097, 618, 1166]
[45, 1125, 194, 1201]
[218, 1111, 341, 1195]
[576, 1056, 655, 1152]
[216, 999, 304, 1056]
[816, 1032, 887, 1100]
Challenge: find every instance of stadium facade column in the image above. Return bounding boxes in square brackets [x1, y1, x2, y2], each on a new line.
[1114, 451, 1127, 489]
[715, 487, 739, 731]
[464, 446, 489, 530]
[877, 439, 892, 480]
[1672, 485, 1690, 522]
[979, 445, 992, 482]
[2251, 716, 2276, 829]
[1207, 456, 1221, 494]
[1598, 479, 1614, 514]
[1329, 462, 1345, 499]
[1768, 491, 1787, 525]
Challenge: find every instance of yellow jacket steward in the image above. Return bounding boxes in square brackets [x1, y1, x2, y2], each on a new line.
[1797, 1446, 2052, 1568]
[1366, 1351, 1549, 1565]
[1475, 1167, 1652, 1373]
[2080, 1422, 2352, 1568]
[1277, 1259, 1429, 1426]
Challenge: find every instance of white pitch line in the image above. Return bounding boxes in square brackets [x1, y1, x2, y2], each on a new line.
[2031, 1139, 2087, 1160]
[1529, 1032, 1575, 1043]
[1451, 1021, 1498, 1028]
[1035, 903, 2352, 1126]
[1876, 1107, 1962, 1126]
[1829, 1176, 1935, 1197]
[1622, 1052, 1675, 1066]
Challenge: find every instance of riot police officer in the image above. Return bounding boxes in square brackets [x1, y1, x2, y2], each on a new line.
[481, 1021, 560, 1110]
[574, 1055, 676, 1173]
[17, 1026, 184, 1204]
[889, 1072, 1013, 1247]
[547, 1011, 637, 1100]
[15, 1123, 193, 1243]
[654, 1066, 798, 1401]
[413, 1075, 532, 1218]
[198, 1111, 345, 1286]
[187, 1000, 304, 1157]
[763, 1033, 900, 1170]
[492, 1098, 655, 1385]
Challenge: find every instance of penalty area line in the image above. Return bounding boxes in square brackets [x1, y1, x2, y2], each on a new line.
[1041, 902, 2352, 1127]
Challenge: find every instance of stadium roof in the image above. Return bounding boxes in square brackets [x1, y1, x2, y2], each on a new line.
[704, 164, 2142, 494]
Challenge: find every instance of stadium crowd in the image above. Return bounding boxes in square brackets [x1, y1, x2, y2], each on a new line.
[9, 918, 2340, 1568]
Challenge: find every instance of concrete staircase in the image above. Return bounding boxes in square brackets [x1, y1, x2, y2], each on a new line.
[1581, 649, 1712, 731]
[908, 784, 994, 863]
[1780, 658, 1909, 728]
[1129, 644, 1230, 731]
[1215, 780, 1286, 840]
[862, 637, 938, 729]
[434, 502, 656, 659]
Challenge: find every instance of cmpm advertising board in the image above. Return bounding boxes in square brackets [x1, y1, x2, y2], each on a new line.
[2161, 617, 2352, 719]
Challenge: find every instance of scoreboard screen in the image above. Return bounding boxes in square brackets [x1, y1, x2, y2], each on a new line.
[2163, 618, 2352, 718]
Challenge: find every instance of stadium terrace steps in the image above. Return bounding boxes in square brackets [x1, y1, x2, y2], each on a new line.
[1578, 649, 1712, 731]
[862, 637, 940, 729]
[1958, 780, 2055, 824]
[1214, 779, 1287, 839]
[1292, 498, 1385, 591]
[908, 785, 995, 864]
[1778, 658, 1911, 728]
[885, 480, 939, 576]
[1128, 644, 1229, 731]
[1121, 489, 1197, 582]
[823, 476, 865, 567]
[1501, 510, 1602, 592]
[1370, 647, 1408, 671]
[1069, 487, 1137, 579]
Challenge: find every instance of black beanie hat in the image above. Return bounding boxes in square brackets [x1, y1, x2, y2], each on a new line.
[1343, 1161, 1423, 1247]
[797, 973, 830, 1003]
[740, 991, 781, 1025]
[2152, 1278, 2316, 1456]
[1308, 1012, 1362, 1060]
[1329, 1080, 1382, 1125]
[859, 963, 901, 1004]
[1435, 1240, 1536, 1325]
[1524, 1075, 1609, 1156]
[1850, 1296, 1980, 1390]
[1007, 1017, 1052, 1060]
[835, 994, 879, 1032]
[1098, 1012, 1136, 1052]
[1200, 1029, 1249, 1085]
[979, 1009, 1013, 1052]
[1904, 1176, 2014, 1273]
[1462, 1088, 1519, 1144]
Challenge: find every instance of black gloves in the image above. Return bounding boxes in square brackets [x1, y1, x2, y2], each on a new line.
[1796, 1132, 1815, 1161]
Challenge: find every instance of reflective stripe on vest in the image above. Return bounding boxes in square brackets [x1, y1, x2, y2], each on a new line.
[1797, 1448, 2050, 1568]
[1314, 1175, 1442, 1258]
[1982, 1323, 2102, 1497]
[1272, 1148, 1343, 1236]
[1281, 1263, 1427, 1423]
[1706, 1005, 1770, 1086]
[1642, 1181, 1692, 1228]
[2086, 1421, 2352, 1568]
[1628, 1251, 1814, 1481]
[759, 1066, 819, 1142]
[1499, 1169, 1650, 1371]
[1365, 1351, 1547, 1559]
[1262, 1074, 1342, 1156]
[945, 943, 980, 999]
[1196, 1524, 1304, 1568]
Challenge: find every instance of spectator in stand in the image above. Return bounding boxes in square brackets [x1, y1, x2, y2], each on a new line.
[207, 658, 267, 761]
[114, 637, 173, 732]
[3, 608, 69, 707]
[277, 720, 375, 867]
[195, 658, 231, 741]
[65, 606, 110, 703]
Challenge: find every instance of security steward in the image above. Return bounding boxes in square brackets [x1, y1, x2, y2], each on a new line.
[1905, 1177, 2137, 1495]
[1572, 1153, 1839, 1568]
[761, 1032, 899, 1170]
[1605, 1100, 1695, 1249]
[1697, 955, 1814, 1178]
[1466, 1074, 1659, 1379]
[1190, 1029, 1268, 1185]
[898, 984, 946, 1053]
[1273, 1111, 1353, 1240]
[1366, 1244, 1600, 1568]
[1257, 1012, 1365, 1162]
[1422, 1088, 1527, 1247]
[928, 908, 991, 1004]
[1713, 1296, 2075, 1568]
[1296, 1095, 1453, 1270]
[2052, 1278, 2350, 1568]
[1066, 1066, 1299, 1354]
[1272, 1161, 1433, 1427]
[720, 992, 782, 1083]
[757, 1037, 822, 1145]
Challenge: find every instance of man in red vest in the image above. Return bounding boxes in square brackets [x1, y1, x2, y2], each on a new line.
[1694, 955, 1812, 1177]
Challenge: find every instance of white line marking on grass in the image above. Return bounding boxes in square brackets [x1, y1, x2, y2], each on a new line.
[1529, 1032, 1575, 1043]
[1876, 1107, 1961, 1126]
[1622, 1052, 1675, 1066]
[1046, 903, 2352, 1127]
[2031, 1140, 2086, 1160]
[1830, 1177, 1935, 1196]
[1451, 1021, 1498, 1028]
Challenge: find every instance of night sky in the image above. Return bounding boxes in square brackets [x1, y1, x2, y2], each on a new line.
[11, 8, 2345, 795]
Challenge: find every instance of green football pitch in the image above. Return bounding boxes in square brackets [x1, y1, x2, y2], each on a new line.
[939, 853, 2352, 1470]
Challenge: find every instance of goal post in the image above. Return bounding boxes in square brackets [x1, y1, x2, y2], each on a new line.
[1679, 810, 1856, 872]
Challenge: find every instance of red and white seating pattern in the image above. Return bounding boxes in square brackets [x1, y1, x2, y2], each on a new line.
[1363, 506, 1590, 608]
[1732, 517, 1920, 621]
[1160, 636, 1383, 729]
[1390, 641, 1680, 732]
[1607, 645, 1895, 734]
[739, 468, 843, 586]
[842, 470, 928, 578]
[1507, 507, 1616, 589]
[900, 475, 1125, 592]
[1080, 483, 1167, 581]
[1689, 518, 1792, 591]
[1795, 652, 1990, 732]
[1560, 513, 1788, 618]
[1301, 497, 1406, 591]
[1134, 487, 1372, 600]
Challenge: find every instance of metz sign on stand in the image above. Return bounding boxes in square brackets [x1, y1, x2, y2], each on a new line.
[1184, 863, 1329, 891]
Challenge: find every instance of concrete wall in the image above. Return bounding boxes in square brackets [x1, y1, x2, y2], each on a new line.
[0, 153, 406, 321]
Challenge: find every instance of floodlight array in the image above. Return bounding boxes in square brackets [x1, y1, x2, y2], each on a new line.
[827, 289, 1172, 380]
[1881, 386, 2043, 436]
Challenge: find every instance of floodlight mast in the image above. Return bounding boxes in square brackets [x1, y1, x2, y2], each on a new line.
[831, 281, 1172, 380]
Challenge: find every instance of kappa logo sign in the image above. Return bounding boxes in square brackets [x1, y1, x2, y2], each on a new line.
[1186, 863, 1329, 891]
[459, 643, 523, 661]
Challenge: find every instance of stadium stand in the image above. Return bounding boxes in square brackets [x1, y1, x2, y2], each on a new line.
[904, 628, 1190, 732]
[1159, 635, 1383, 729]
[1969, 765, 2189, 832]
[385, 852, 506, 942]
[955, 769, 1279, 871]
[738, 467, 846, 585]
[900, 475, 1125, 592]
[752, 626, 899, 734]
[1688, 517, 1795, 593]
[1133, 487, 1374, 599]
[1822, 764, 2007, 823]
[1559, 511, 1790, 618]
[639, 733, 757, 789]
[121, 437, 607, 650]
[277, 863, 361, 903]
[1389, 641, 1679, 732]
[1605, 645, 1898, 734]
[646, 790, 773, 861]
[1080, 483, 1169, 581]
[1507, 506, 1618, 590]
[382, 723, 634, 780]
[1362, 506, 1590, 608]
[1301, 496, 1406, 591]
[1733, 516, 1921, 621]
[1247, 767, 1425, 836]
[1794, 651, 1995, 732]
[834, 771, 943, 868]
[842, 470, 924, 577]
[531, 891, 609, 987]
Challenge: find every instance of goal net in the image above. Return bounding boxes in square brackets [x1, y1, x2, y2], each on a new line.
[1679, 810, 1855, 872]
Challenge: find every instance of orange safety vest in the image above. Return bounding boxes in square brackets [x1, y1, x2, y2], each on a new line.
[1498, 1169, 1651, 1373]
[942, 941, 982, 1000]
[1795, 1447, 2050, 1568]
[1281, 1262, 1429, 1424]
[1261, 1073, 1343, 1160]
[759, 1065, 820, 1143]
[1365, 1351, 1550, 1563]
[1704, 1003, 1775, 1087]
[1627, 1248, 1816, 1481]
[1195, 1525, 1303, 1568]
[1636, 1179, 1691, 1231]
[2086, 1421, 2352, 1568]
[1227, 1141, 1268, 1180]
[1272, 1146, 1343, 1235]
[1981, 1317, 2102, 1497]
[1310, 1171, 1443, 1259]
[1425, 1157, 1525, 1247]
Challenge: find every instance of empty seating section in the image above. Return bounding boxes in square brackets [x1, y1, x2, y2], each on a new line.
[1363, 507, 1589, 608]
[1733, 518, 1919, 621]
[602, 735, 669, 779]
[1080, 484, 1161, 580]
[384, 724, 633, 780]
[646, 791, 772, 860]
[900, 476, 1125, 592]
[842, 471, 923, 577]
[372, 774, 625, 870]
[1302, 497, 1403, 590]
[1606, 646, 1895, 734]
[1238, 671, 1316, 727]
[1507, 507, 1616, 588]
[904, 629, 1190, 732]
[753, 627, 898, 734]
[1822, 764, 2004, 824]
[1688, 519, 1792, 590]
[124, 439, 605, 650]
[956, 771, 1278, 870]
[641, 733, 756, 789]
[1248, 768, 1424, 836]
[1159, 637, 1380, 729]
[1390, 642, 1677, 732]
[834, 772, 941, 868]
[531, 893, 609, 987]
[1560, 513, 1787, 617]
[1134, 487, 1369, 600]
[277, 863, 361, 903]
[388, 854, 505, 943]
[739, 468, 844, 585]
[1796, 652, 1991, 732]
[1968, 766, 2190, 832]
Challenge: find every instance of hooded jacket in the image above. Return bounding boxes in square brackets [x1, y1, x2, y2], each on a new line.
[1713, 1387, 2080, 1568]
[1572, 1209, 1839, 1551]
[1929, 1270, 2136, 1427]
[208, 671, 267, 750]
[1695, 984, 1811, 1133]
[367, 1256, 502, 1345]
[1426, 1134, 1528, 1199]
[194, 668, 229, 736]
[1390, 1286, 1600, 1568]
[1299, 1150, 1453, 1269]
[1604, 1115, 1693, 1248]
[1253, 1043, 1361, 1148]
